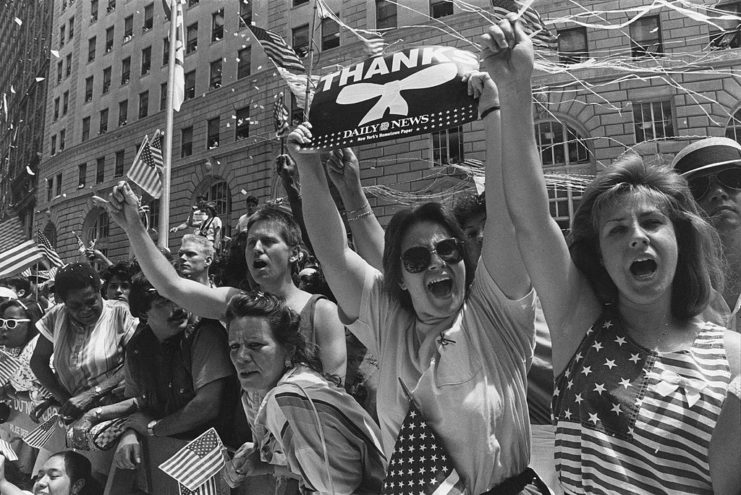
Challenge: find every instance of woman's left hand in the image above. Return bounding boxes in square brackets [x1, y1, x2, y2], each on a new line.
[60, 391, 94, 423]
[123, 412, 152, 436]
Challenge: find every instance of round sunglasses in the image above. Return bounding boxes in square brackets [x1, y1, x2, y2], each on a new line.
[687, 168, 741, 201]
[0, 318, 31, 329]
[401, 238, 464, 273]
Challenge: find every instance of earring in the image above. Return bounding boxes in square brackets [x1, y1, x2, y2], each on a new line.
[284, 356, 293, 369]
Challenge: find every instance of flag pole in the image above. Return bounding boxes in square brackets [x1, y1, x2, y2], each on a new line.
[159, 0, 178, 249]
[303, 0, 320, 121]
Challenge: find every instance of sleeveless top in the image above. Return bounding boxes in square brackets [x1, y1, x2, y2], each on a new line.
[553, 308, 732, 494]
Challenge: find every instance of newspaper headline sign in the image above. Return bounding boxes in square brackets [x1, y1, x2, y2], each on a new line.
[302, 46, 479, 151]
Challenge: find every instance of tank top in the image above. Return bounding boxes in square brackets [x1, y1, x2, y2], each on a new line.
[553, 308, 732, 494]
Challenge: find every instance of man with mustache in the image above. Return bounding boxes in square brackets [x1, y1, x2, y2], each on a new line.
[673, 136, 741, 332]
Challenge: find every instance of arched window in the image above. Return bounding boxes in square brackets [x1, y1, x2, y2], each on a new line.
[208, 179, 232, 237]
[725, 108, 741, 144]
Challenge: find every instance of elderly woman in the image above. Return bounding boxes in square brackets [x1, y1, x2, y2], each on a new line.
[222, 292, 385, 495]
[287, 73, 546, 492]
[79, 272, 237, 470]
[29, 263, 137, 423]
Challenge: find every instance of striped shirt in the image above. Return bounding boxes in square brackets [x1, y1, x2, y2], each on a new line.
[37, 300, 137, 396]
[553, 311, 732, 494]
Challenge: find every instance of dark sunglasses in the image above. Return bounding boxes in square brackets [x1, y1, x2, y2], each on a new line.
[0, 318, 30, 329]
[687, 168, 741, 201]
[401, 238, 464, 273]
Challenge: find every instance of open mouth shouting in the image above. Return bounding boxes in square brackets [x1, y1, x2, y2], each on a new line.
[427, 276, 453, 298]
[629, 257, 658, 280]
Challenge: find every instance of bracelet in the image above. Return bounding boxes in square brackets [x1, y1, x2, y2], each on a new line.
[480, 105, 501, 120]
[347, 209, 374, 222]
[345, 203, 371, 218]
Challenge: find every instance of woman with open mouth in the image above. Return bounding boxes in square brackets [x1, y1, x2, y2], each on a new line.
[488, 15, 741, 494]
[286, 71, 547, 492]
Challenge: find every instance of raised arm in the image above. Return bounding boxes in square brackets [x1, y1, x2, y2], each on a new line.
[326, 148, 385, 270]
[484, 17, 598, 369]
[100, 185, 240, 320]
[286, 127, 370, 321]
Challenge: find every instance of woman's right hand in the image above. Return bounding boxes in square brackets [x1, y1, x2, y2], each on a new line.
[326, 148, 362, 197]
[222, 442, 254, 487]
[480, 15, 534, 90]
[96, 181, 144, 232]
[113, 430, 141, 470]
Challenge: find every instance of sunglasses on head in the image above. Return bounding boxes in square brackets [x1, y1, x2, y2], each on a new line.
[401, 238, 464, 274]
[0, 318, 30, 329]
[687, 168, 741, 201]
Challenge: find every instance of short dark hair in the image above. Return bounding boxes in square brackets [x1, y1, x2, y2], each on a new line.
[225, 291, 324, 376]
[49, 451, 96, 495]
[127, 272, 162, 318]
[54, 263, 102, 302]
[569, 153, 723, 319]
[452, 191, 486, 227]
[100, 261, 136, 295]
[246, 195, 258, 206]
[246, 205, 303, 249]
[4, 276, 30, 296]
[382, 202, 474, 311]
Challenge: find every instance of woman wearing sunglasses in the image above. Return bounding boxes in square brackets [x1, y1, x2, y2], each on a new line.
[0, 299, 47, 396]
[286, 72, 547, 492]
[488, 16, 740, 494]
[672, 136, 741, 333]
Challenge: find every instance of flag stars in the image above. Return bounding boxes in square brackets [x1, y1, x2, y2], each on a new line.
[604, 358, 617, 370]
[629, 353, 641, 364]
[564, 409, 572, 420]
[602, 320, 614, 329]
[614, 335, 626, 346]
[581, 366, 592, 377]
[575, 352, 583, 362]
[553, 387, 560, 397]
[567, 379, 574, 390]
[593, 383, 606, 395]
[574, 393, 583, 404]
[618, 378, 631, 389]
[611, 403, 621, 415]
[592, 341, 604, 352]
[588, 412, 600, 425]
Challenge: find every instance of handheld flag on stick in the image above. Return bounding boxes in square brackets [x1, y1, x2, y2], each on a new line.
[127, 131, 164, 199]
[0, 217, 45, 278]
[159, 427, 224, 491]
[178, 477, 218, 495]
[381, 380, 467, 495]
[0, 349, 21, 386]
[23, 414, 61, 449]
[0, 439, 18, 461]
[36, 230, 64, 268]
[274, 93, 290, 138]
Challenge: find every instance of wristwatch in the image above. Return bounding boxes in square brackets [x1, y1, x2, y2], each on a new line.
[147, 419, 158, 436]
[93, 407, 103, 420]
[94, 385, 103, 396]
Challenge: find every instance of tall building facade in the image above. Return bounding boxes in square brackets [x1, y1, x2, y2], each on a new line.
[34, 0, 741, 262]
[0, 0, 53, 235]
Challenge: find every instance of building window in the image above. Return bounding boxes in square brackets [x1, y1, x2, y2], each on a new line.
[321, 17, 340, 50]
[96, 156, 105, 183]
[57, 61, 63, 84]
[99, 108, 108, 134]
[431, 0, 453, 18]
[558, 27, 588, 64]
[88, 36, 96, 62]
[709, 2, 741, 49]
[78, 163, 87, 188]
[181, 126, 193, 157]
[632, 100, 674, 143]
[237, 47, 251, 79]
[185, 70, 196, 100]
[235, 106, 250, 140]
[102, 66, 111, 93]
[376, 0, 397, 29]
[107, 0, 116, 14]
[47, 176, 54, 201]
[290, 93, 304, 126]
[121, 56, 130, 84]
[141, 46, 151, 75]
[60, 25, 65, 47]
[630, 15, 662, 57]
[139, 91, 149, 119]
[51, 135, 57, 156]
[85, 76, 94, 102]
[240, 1, 252, 27]
[432, 126, 463, 165]
[69, 17, 75, 40]
[59, 129, 66, 151]
[114, 149, 124, 176]
[160, 82, 167, 110]
[65, 54, 72, 77]
[162, 37, 169, 65]
[293, 0, 309, 5]
[105, 26, 114, 52]
[535, 120, 591, 167]
[547, 185, 582, 232]
[143, 3, 154, 32]
[211, 9, 224, 42]
[62, 91, 69, 115]
[91, 0, 99, 23]
[186, 23, 198, 53]
[87, 210, 109, 241]
[55, 172, 62, 196]
[207, 180, 232, 237]
[188, 0, 199, 6]
[209, 59, 222, 89]
[82, 117, 91, 142]
[124, 15, 133, 42]
[206, 117, 220, 148]
[118, 99, 128, 126]
[293, 24, 309, 57]
[54, 98, 60, 120]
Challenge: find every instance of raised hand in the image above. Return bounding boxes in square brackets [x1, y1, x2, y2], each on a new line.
[326, 148, 361, 196]
[95, 181, 144, 232]
[462, 71, 500, 113]
[480, 14, 534, 89]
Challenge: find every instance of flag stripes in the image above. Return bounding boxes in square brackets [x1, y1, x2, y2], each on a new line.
[36, 230, 64, 267]
[0, 439, 18, 461]
[159, 428, 224, 491]
[127, 131, 164, 199]
[248, 25, 306, 73]
[178, 477, 218, 495]
[23, 414, 60, 449]
[0, 240, 44, 279]
[0, 349, 21, 385]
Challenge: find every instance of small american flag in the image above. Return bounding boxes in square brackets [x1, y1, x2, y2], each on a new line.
[36, 230, 64, 268]
[382, 382, 467, 495]
[127, 131, 164, 199]
[247, 25, 306, 73]
[0, 439, 18, 461]
[23, 414, 60, 449]
[0, 216, 44, 279]
[273, 92, 290, 137]
[178, 477, 217, 495]
[159, 427, 224, 491]
[490, 0, 557, 50]
[0, 349, 22, 386]
[362, 34, 386, 58]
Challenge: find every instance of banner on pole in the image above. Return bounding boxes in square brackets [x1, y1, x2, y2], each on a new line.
[301, 46, 479, 151]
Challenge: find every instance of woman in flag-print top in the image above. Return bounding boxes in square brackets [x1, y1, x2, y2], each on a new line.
[222, 292, 385, 495]
[488, 14, 741, 494]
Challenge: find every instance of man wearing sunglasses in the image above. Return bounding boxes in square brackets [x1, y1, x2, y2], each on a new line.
[673, 136, 741, 332]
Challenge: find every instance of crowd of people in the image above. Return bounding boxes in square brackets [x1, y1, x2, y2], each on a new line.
[0, 16, 740, 495]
